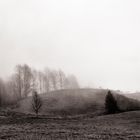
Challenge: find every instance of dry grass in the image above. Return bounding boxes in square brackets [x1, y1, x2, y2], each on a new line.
[1, 89, 140, 139]
[0, 110, 140, 140]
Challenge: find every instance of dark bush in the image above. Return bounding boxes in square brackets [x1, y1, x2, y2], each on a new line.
[105, 90, 120, 114]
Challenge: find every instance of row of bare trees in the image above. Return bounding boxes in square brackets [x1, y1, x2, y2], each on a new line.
[32, 68, 79, 94]
[0, 64, 79, 106]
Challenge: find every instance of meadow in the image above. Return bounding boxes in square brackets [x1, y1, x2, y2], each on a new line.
[0, 89, 140, 140]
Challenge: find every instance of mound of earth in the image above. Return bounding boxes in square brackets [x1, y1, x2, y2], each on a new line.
[15, 88, 140, 116]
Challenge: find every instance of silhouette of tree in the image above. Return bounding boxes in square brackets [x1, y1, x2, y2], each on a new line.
[32, 91, 42, 117]
[105, 90, 119, 114]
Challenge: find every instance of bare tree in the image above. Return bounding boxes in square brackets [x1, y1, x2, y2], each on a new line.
[0, 78, 6, 106]
[38, 71, 45, 93]
[58, 70, 66, 89]
[12, 64, 33, 99]
[44, 68, 51, 93]
[31, 69, 38, 92]
[49, 70, 58, 91]
[22, 64, 33, 97]
[31, 91, 42, 117]
[14, 65, 23, 99]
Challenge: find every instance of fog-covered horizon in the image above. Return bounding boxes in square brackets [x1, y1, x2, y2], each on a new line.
[1, 0, 140, 92]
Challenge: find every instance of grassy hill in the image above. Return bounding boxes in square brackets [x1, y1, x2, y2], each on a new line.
[125, 92, 140, 101]
[15, 88, 140, 116]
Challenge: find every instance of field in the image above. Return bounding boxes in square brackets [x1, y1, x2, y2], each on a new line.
[0, 110, 140, 140]
[0, 89, 140, 140]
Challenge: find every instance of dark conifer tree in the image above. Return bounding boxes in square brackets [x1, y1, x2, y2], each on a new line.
[105, 90, 119, 114]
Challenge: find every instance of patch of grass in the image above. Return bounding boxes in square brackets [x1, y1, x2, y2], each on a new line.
[9, 133, 47, 140]
[0, 111, 140, 140]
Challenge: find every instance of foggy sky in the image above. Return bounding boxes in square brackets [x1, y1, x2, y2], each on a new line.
[0, 0, 140, 92]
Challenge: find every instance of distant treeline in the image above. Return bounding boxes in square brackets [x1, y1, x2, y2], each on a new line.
[0, 64, 79, 106]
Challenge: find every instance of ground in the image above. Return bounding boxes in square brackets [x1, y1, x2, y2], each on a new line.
[0, 110, 140, 140]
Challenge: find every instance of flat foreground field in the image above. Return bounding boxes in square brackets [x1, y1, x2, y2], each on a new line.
[0, 111, 140, 140]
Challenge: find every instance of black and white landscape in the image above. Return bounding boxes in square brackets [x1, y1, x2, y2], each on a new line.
[0, 0, 140, 140]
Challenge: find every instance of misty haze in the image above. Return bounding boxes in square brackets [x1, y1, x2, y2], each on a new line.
[0, 0, 140, 140]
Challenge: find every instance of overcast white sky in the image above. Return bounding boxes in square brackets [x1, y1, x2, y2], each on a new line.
[0, 0, 140, 91]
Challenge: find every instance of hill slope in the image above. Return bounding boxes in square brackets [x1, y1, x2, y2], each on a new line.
[15, 89, 140, 116]
[125, 92, 140, 101]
